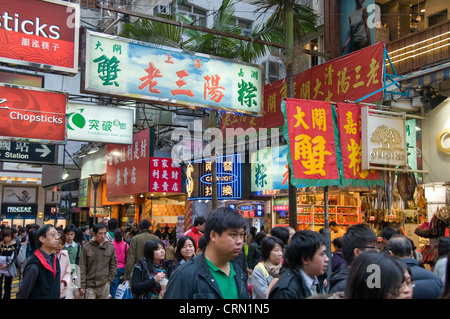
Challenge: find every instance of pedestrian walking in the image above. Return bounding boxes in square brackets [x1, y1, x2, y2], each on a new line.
[344, 250, 413, 299]
[78, 223, 117, 299]
[184, 216, 205, 249]
[63, 224, 81, 286]
[111, 228, 128, 299]
[170, 235, 196, 274]
[124, 219, 159, 281]
[331, 237, 346, 274]
[268, 230, 328, 299]
[164, 207, 249, 299]
[0, 228, 18, 299]
[386, 234, 444, 298]
[17, 225, 61, 299]
[130, 239, 171, 299]
[55, 231, 71, 299]
[252, 235, 284, 299]
[434, 237, 450, 284]
[328, 223, 378, 294]
[247, 231, 267, 272]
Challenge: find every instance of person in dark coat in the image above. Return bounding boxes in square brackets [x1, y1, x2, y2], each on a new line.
[386, 234, 444, 299]
[331, 237, 346, 274]
[164, 207, 249, 299]
[247, 232, 267, 271]
[17, 225, 61, 299]
[268, 230, 328, 299]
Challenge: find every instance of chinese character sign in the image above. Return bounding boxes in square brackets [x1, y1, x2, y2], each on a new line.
[335, 103, 381, 181]
[285, 99, 339, 181]
[149, 157, 181, 193]
[106, 128, 150, 197]
[85, 31, 263, 115]
[0, 0, 80, 74]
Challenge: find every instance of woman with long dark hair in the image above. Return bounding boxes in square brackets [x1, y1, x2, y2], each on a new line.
[130, 239, 171, 299]
[170, 235, 196, 274]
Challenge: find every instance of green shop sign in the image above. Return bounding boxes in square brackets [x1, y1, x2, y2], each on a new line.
[83, 31, 263, 116]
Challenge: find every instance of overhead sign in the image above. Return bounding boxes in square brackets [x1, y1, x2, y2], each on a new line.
[0, 85, 67, 144]
[83, 30, 263, 116]
[361, 106, 407, 169]
[106, 128, 150, 197]
[0, 141, 57, 164]
[149, 157, 181, 193]
[186, 154, 242, 200]
[0, 0, 80, 74]
[67, 103, 134, 144]
[1, 204, 38, 215]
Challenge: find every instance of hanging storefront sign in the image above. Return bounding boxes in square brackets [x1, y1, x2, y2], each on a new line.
[220, 42, 385, 134]
[228, 202, 265, 218]
[250, 144, 289, 192]
[186, 154, 242, 200]
[0, 141, 57, 164]
[0, 85, 66, 144]
[0, 0, 80, 74]
[361, 106, 407, 170]
[149, 157, 181, 193]
[83, 30, 263, 116]
[284, 99, 340, 184]
[106, 128, 150, 197]
[67, 103, 134, 144]
[282, 98, 383, 187]
[335, 103, 382, 183]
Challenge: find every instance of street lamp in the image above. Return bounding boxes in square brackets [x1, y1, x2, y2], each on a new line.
[90, 174, 102, 224]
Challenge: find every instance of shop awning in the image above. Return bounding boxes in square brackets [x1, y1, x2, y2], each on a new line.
[395, 61, 450, 89]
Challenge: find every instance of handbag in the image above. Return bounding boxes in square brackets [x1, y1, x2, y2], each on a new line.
[0, 254, 17, 277]
[115, 280, 132, 299]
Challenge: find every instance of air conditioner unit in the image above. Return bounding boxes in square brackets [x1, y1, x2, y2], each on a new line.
[262, 59, 284, 84]
[153, 5, 169, 15]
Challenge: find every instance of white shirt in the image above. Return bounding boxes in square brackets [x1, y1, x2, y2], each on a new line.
[300, 269, 320, 296]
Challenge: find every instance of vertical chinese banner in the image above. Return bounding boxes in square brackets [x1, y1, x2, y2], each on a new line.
[106, 128, 150, 197]
[284, 99, 339, 181]
[149, 157, 181, 193]
[335, 103, 382, 182]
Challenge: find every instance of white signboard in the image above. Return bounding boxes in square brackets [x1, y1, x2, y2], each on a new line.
[361, 106, 407, 170]
[67, 103, 134, 144]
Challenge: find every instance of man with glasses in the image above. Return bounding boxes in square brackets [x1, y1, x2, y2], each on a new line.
[79, 223, 117, 299]
[328, 223, 378, 296]
[17, 224, 61, 299]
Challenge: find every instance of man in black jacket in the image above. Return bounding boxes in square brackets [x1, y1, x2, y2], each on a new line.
[164, 207, 248, 299]
[268, 230, 328, 299]
[386, 234, 444, 299]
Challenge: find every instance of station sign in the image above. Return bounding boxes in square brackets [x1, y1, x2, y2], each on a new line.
[0, 0, 80, 74]
[0, 85, 67, 144]
[0, 141, 57, 164]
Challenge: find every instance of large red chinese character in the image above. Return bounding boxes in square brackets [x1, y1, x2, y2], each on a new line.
[171, 70, 194, 97]
[138, 62, 162, 93]
[204, 74, 225, 103]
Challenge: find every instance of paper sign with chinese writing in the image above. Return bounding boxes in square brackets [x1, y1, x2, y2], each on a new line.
[149, 157, 181, 193]
[106, 128, 150, 197]
[84, 30, 263, 116]
[0, 0, 80, 74]
[220, 42, 385, 135]
[335, 103, 382, 181]
[284, 99, 339, 181]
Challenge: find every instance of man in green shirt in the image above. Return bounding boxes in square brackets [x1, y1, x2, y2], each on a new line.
[164, 207, 249, 299]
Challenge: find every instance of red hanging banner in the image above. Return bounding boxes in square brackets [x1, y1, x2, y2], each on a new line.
[335, 103, 382, 181]
[106, 128, 150, 197]
[149, 157, 181, 193]
[284, 99, 339, 180]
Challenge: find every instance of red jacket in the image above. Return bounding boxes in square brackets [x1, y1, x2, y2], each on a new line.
[184, 227, 203, 249]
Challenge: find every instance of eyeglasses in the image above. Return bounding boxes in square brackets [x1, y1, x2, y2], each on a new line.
[47, 232, 61, 239]
[401, 280, 416, 290]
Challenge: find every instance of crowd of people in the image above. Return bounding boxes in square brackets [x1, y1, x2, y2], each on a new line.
[1, 208, 450, 300]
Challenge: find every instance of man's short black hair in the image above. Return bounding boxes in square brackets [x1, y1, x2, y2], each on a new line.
[204, 207, 246, 243]
[64, 223, 77, 234]
[193, 216, 206, 227]
[270, 226, 290, 245]
[93, 223, 107, 234]
[329, 221, 338, 227]
[36, 224, 54, 248]
[286, 230, 324, 269]
[342, 224, 378, 265]
[139, 219, 151, 231]
[381, 226, 401, 240]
